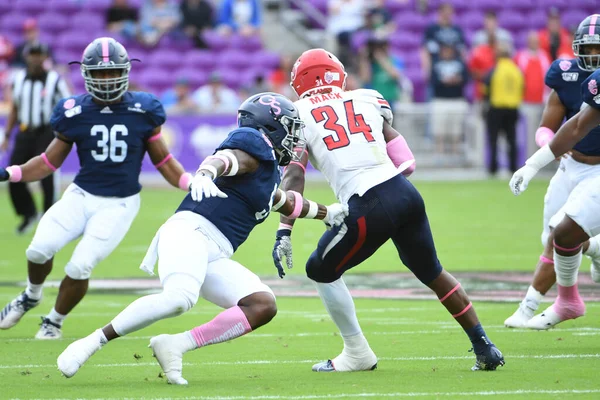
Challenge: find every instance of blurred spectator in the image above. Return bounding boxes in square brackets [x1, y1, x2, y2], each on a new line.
[139, 0, 182, 47]
[472, 11, 513, 48]
[538, 8, 572, 61]
[483, 43, 524, 176]
[421, 3, 465, 82]
[0, 35, 15, 104]
[268, 54, 296, 98]
[364, 0, 395, 39]
[161, 77, 200, 115]
[327, 0, 366, 70]
[359, 36, 407, 109]
[431, 45, 469, 155]
[468, 34, 496, 102]
[514, 31, 551, 156]
[557, 29, 575, 60]
[192, 72, 240, 114]
[217, 0, 261, 37]
[12, 19, 53, 68]
[106, 0, 139, 40]
[180, 0, 213, 48]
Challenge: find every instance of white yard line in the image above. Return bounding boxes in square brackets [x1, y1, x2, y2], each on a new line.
[1, 353, 598, 370]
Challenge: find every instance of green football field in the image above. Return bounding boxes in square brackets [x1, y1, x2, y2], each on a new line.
[1, 180, 600, 399]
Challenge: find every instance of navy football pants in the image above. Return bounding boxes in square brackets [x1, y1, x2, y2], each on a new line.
[306, 174, 443, 284]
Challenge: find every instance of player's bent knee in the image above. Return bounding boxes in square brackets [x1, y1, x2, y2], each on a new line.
[163, 274, 200, 314]
[306, 255, 338, 284]
[65, 261, 94, 280]
[411, 262, 443, 286]
[26, 246, 53, 265]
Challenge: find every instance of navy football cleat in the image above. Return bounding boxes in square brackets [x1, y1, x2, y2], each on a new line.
[471, 343, 505, 371]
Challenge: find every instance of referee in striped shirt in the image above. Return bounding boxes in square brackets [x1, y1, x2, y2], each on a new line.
[1, 43, 70, 234]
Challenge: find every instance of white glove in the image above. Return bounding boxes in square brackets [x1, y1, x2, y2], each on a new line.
[509, 145, 555, 196]
[190, 173, 228, 202]
[323, 203, 349, 228]
[509, 165, 539, 196]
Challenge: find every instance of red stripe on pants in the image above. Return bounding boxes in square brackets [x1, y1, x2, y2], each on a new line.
[335, 216, 367, 272]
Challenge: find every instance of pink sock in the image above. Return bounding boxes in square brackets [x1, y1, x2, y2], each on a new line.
[190, 306, 252, 348]
[554, 284, 585, 320]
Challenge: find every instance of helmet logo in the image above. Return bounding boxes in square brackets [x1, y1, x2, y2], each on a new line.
[324, 71, 339, 84]
[589, 79, 598, 95]
[258, 94, 281, 115]
[559, 60, 572, 71]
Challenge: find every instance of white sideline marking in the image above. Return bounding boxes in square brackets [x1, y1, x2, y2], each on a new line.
[10, 389, 600, 400]
[1, 353, 598, 370]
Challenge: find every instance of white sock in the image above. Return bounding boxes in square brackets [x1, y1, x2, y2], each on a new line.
[313, 278, 368, 352]
[522, 286, 543, 313]
[174, 331, 198, 353]
[47, 308, 66, 326]
[584, 235, 600, 257]
[554, 248, 582, 287]
[94, 329, 108, 346]
[25, 280, 43, 300]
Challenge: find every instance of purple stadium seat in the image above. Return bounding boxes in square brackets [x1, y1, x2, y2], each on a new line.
[174, 68, 208, 88]
[394, 12, 429, 31]
[351, 30, 370, 51]
[535, 0, 567, 8]
[562, 11, 590, 29]
[448, 0, 473, 12]
[459, 11, 485, 31]
[184, 50, 217, 70]
[228, 35, 262, 52]
[384, 0, 413, 14]
[13, 0, 47, 16]
[1, 13, 29, 34]
[146, 49, 182, 70]
[252, 50, 280, 69]
[389, 32, 421, 52]
[70, 12, 105, 30]
[47, 0, 83, 15]
[38, 13, 70, 35]
[139, 68, 175, 93]
[218, 50, 250, 70]
[57, 31, 98, 52]
[470, 0, 503, 10]
[55, 50, 82, 65]
[498, 11, 528, 31]
[0, 2, 12, 15]
[83, 0, 113, 12]
[219, 68, 244, 89]
[307, 0, 328, 14]
[526, 10, 549, 30]
[158, 35, 194, 51]
[503, 0, 536, 11]
[202, 31, 230, 52]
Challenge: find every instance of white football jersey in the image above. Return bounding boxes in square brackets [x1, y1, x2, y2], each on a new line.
[295, 88, 399, 203]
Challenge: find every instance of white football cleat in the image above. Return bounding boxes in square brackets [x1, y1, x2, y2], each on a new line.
[57, 330, 104, 378]
[0, 292, 40, 329]
[590, 258, 600, 283]
[149, 334, 188, 385]
[35, 318, 62, 340]
[504, 304, 534, 328]
[312, 349, 378, 372]
[526, 299, 585, 331]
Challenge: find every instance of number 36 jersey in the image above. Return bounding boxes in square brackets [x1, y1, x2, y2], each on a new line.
[51, 92, 166, 197]
[295, 89, 399, 204]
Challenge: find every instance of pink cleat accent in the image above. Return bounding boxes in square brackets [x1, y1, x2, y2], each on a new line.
[526, 285, 585, 330]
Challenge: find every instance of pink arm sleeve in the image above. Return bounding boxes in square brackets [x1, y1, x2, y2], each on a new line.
[386, 135, 416, 176]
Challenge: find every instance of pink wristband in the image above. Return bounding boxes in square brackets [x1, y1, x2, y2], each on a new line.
[279, 223, 293, 230]
[535, 127, 554, 148]
[41, 153, 57, 172]
[288, 190, 304, 219]
[147, 132, 162, 143]
[6, 165, 22, 182]
[178, 172, 192, 191]
[284, 161, 306, 173]
[205, 155, 230, 171]
[154, 153, 173, 169]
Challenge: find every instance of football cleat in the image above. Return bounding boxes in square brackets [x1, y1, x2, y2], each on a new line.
[589, 256, 600, 283]
[504, 303, 535, 328]
[57, 329, 104, 378]
[0, 292, 40, 329]
[471, 343, 505, 371]
[312, 349, 378, 372]
[35, 317, 62, 340]
[526, 297, 585, 330]
[149, 334, 188, 385]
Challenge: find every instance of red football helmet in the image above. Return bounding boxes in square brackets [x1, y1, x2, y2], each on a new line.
[290, 49, 347, 99]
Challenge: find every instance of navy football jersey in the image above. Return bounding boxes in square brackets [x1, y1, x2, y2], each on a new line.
[50, 91, 166, 197]
[545, 58, 600, 156]
[177, 127, 280, 251]
[583, 69, 600, 112]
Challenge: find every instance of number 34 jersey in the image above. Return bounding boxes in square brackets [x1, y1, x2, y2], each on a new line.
[50, 92, 166, 198]
[295, 89, 399, 204]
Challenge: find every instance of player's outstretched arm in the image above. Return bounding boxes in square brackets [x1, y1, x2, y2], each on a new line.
[534, 90, 567, 147]
[510, 106, 600, 196]
[0, 135, 72, 183]
[146, 128, 193, 191]
[278, 147, 309, 230]
[383, 121, 416, 176]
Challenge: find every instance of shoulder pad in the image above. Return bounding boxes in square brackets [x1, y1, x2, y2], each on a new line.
[346, 89, 393, 125]
[582, 71, 600, 110]
[545, 59, 577, 90]
[131, 91, 166, 128]
[217, 127, 276, 162]
[50, 96, 84, 137]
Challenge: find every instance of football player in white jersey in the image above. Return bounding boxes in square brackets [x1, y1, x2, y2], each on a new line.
[272, 49, 504, 372]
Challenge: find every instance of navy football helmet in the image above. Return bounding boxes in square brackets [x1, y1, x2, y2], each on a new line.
[573, 15, 600, 71]
[237, 92, 305, 166]
[76, 37, 132, 102]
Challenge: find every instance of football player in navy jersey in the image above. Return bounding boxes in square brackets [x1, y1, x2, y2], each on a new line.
[55, 92, 349, 384]
[504, 15, 600, 329]
[510, 16, 600, 330]
[0, 37, 193, 339]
